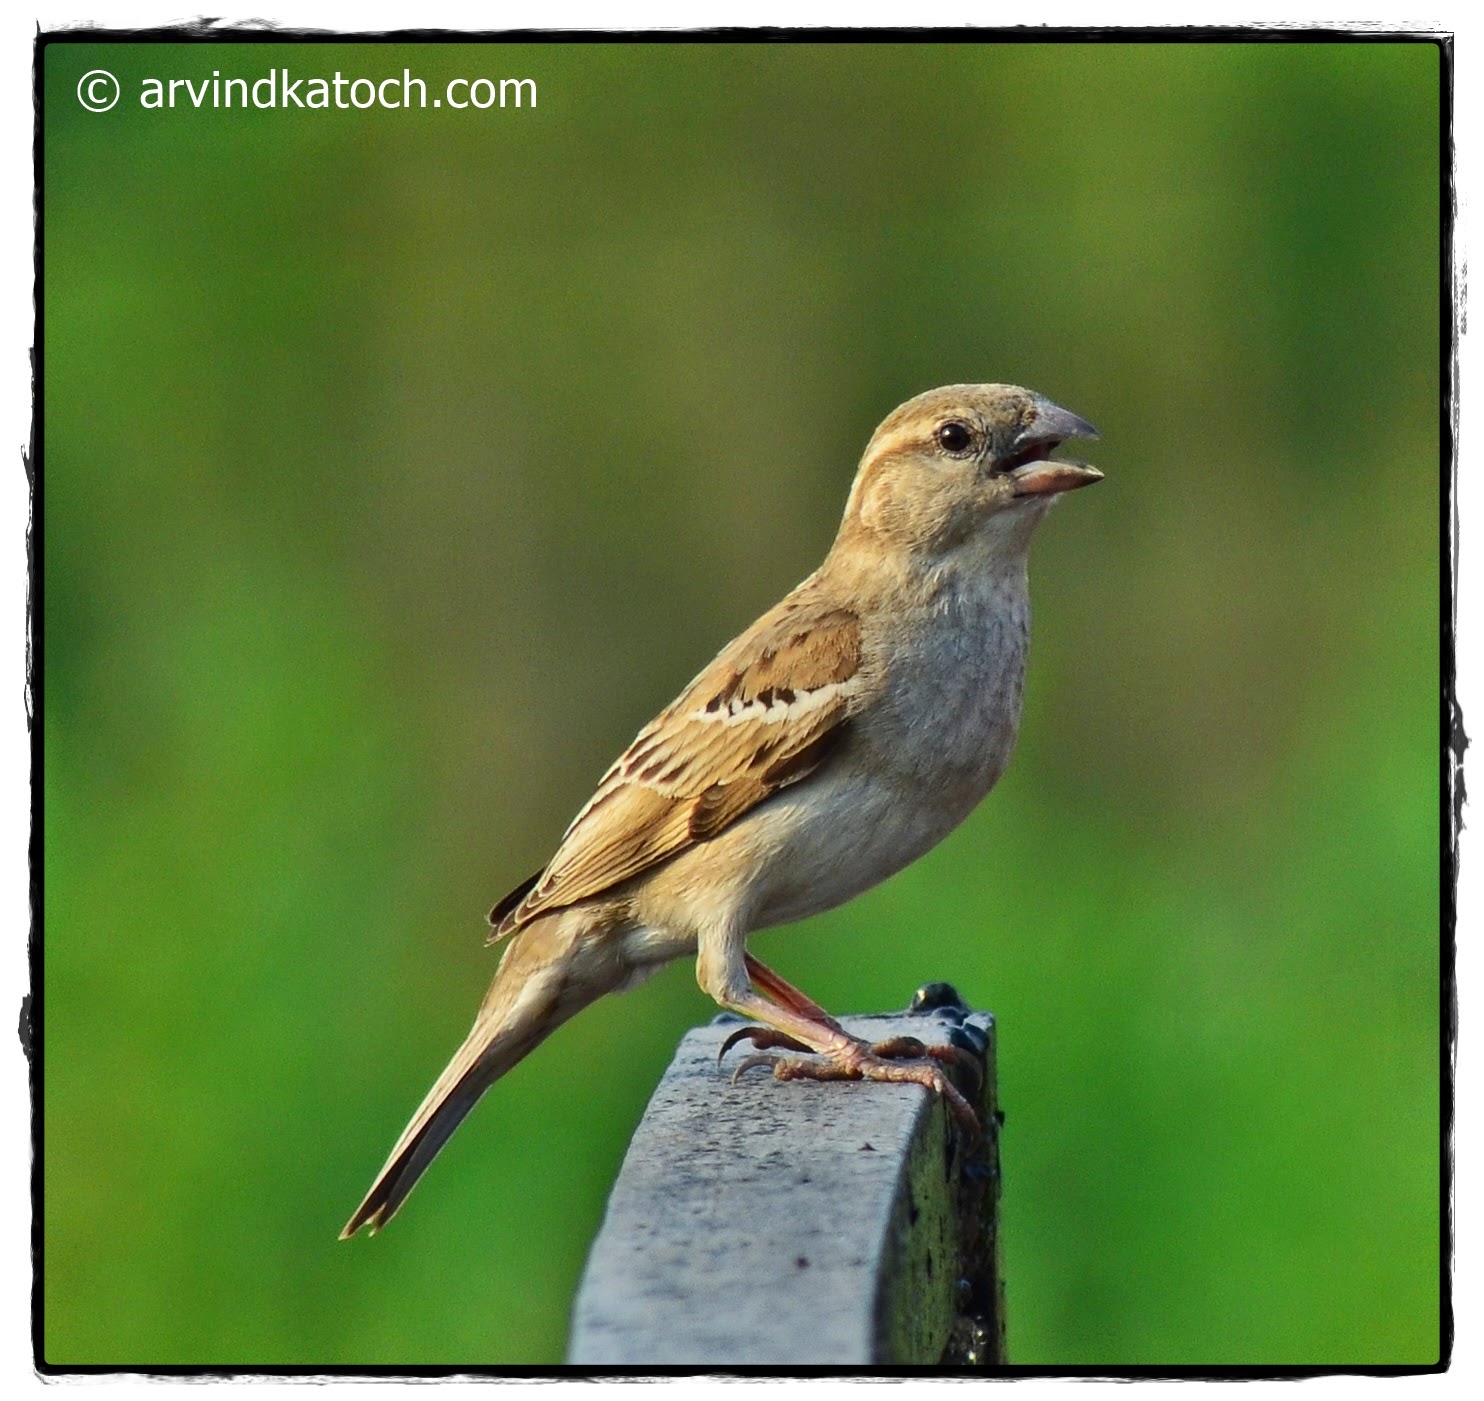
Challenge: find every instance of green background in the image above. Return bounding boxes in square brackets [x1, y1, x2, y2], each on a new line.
[42, 39, 1442, 1367]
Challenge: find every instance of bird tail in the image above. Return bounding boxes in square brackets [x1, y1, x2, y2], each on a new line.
[340, 911, 619, 1238]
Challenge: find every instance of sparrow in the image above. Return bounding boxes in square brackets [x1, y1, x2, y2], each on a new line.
[342, 383, 1101, 1238]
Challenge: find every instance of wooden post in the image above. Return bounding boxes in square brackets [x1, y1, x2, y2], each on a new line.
[567, 983, 1004, 1367]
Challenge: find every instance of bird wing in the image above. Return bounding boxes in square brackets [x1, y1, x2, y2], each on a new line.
[489, 594, 862, 940]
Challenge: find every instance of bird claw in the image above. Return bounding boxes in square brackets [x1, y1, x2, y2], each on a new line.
[730, 1052, 852, 1087]
[729, 1053, 797, 1085]
[869, 1034, 928, 1058]
[724, 1039, 983, 1145]
[870, 1036, 984, 1095]
[718, 1024, 812, 1063]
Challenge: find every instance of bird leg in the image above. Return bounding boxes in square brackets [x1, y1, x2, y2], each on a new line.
[743, 952, 844, 1028]
[721, 955, 982, 1094]
[713, 972, 981, 1140]
[717, 953, 846, 1059]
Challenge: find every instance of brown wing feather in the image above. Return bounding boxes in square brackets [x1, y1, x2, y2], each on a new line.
[489, 596, 861, 940]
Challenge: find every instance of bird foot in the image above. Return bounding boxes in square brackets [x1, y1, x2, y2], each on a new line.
[868, 1035, 984, 1095]
[718, 1024, 813, 1062]
[726, 1038, 981, 1142]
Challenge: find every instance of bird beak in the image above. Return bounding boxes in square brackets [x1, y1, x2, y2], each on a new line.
[1018, 396, 1100, 450]
[1008, 395, 1104, 497]
[1010, 460, 1104, 497]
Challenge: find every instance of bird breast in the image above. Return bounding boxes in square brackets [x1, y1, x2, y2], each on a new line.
[738, 567, 1032, 930]
[865, 565, 1030, 799]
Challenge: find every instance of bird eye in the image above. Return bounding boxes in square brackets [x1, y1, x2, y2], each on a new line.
[935, 421, 973, 454]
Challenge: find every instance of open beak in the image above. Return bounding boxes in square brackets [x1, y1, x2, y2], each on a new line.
[1011, 459, 1104, 497]
[1006, 395, 1104, 498]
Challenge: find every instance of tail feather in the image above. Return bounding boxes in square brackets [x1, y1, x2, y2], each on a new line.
[341, 912, 622, 1238]
[340, 1015, 530, 1238]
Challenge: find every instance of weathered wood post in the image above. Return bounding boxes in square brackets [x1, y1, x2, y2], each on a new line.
[567, 983, 1004, 1367]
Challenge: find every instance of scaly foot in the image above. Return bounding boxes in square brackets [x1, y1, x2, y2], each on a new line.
[723, 1034, 981, 1141]
[869, 1035, 984, 1095]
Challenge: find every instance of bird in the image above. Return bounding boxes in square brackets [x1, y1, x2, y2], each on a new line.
[341, 383, 1101, 1238]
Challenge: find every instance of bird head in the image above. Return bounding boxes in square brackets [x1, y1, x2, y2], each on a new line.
[838, 384, 1103, 563]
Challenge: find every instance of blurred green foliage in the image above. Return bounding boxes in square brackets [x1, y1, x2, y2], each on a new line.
[41, 39, 1441, 1366]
